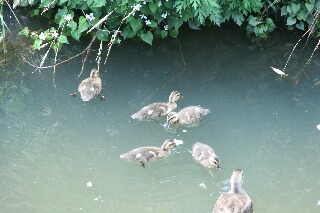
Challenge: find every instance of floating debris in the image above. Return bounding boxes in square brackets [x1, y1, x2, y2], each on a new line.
[317, 125, 320, 130]
[317, 200, 320, 206]
[173, 139, 183, 145]
[199, 183, 206, 189]
[87, 182, 92, 187]
[94, 198, 99, 201]
[182, 130, 187, 132]
[270, 66, 289, 77]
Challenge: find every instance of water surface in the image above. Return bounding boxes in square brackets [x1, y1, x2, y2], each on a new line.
[1, 27, 320, 212]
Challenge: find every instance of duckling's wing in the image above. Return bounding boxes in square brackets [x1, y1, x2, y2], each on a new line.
[213, 193, 253, 213]
[192, 143, 214, 161]
[78, 80, 96, 101]
[131, 102, 172, 120]
[120, 147, 160, 162]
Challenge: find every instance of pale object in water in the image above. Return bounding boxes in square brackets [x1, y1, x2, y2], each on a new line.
[87, 182, 93, 187]
[270, 66, 289, 77]
[317, 124, 320, 130]
[199, 183, 206, 189]
[173, 139, 183, 145]
[317, 200, 320, 206]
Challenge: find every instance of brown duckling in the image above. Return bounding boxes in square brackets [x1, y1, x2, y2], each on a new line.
[120, 139, 183, 167]
[192, 142, 221, 170]
[70, 69, 106, 101]
[165, 106, 210, 128]
[131, 91, 181, 121]
[213, 169, 253, 213]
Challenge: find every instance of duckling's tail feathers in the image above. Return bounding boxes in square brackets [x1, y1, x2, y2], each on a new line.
[202, 108, 211, 115]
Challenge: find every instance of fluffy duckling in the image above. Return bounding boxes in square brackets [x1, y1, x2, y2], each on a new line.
[131, 91, 181, 121]
[120, 139, 183, 167]
[165, 106, 210, 127]
[213, 169, 253, 213]
[70, 69, 106, 101]
[192, 142, 221, 170]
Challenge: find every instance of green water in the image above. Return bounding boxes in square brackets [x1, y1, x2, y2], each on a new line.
[1, 28, 320, 212]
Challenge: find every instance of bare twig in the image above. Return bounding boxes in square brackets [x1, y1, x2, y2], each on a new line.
[96, 40, 103, 71]
[104, 4, 141, 64]
[87, 8, 116, 33]
[79, 31, 99, 77]
[4, 0, 22, 28]
[282, 29, 310, 72]
[41, 0, 57, 15]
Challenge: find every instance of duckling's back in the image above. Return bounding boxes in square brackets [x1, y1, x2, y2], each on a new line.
[213, 193, 253, 213]
[78, 76, 102, 101]
[192, 142, 216, 168]
[131, 102, 176, 120]
[120, 146, 166, 162]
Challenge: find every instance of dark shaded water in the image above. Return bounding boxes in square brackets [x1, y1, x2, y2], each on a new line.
[1, 26, 320, 212]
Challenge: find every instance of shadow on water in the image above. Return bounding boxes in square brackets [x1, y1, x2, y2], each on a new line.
[1, 25, 320, 212]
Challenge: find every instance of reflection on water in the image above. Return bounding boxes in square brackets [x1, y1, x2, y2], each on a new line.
[1, 27, 320, 212]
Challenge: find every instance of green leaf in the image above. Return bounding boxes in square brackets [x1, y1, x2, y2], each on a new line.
[149, 21, 157, 28]
[130, 18, 142, 33]
[58, 35, 69, 44]
[18, 27, 29, 37]
[286, 5, 292, 14]
[169, 28, 179, 37]
[287, 15, 296, 25]
[68, 21, 77, 31]
[122, 25, 135, 39]
[97, 30, 109, 41]
[58, 0, 68, 5]
[78, 16, 90, 32]
[32, 39, 42, 50]
[248, 16, 259, 26]
[149, 3, 157, 14]
[297, 10, 307, 21]
[140, 31, 153, 45]
[91, 0, 106, 8]
[30, 9, 40, 17]
[305, 2, 314, 12]
[291, 3, 300, 14]
[296, 21, 304, 30]
[281, 6, 288, 16]
[71, 30, 82, 41]
[160, 30, 168, 39]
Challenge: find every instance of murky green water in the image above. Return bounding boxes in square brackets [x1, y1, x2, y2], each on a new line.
[1, 27, 320, 212]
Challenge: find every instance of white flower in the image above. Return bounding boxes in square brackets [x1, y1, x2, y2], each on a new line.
[161, 12, 167, 19]
[139, 14, 147, 19]
[85, 13, 95, 22]
[158, 1, 162, 7]
[132, 4, 142, 11]
[64, 14, 73, 21]
[164, 25, 168, 30]
[145, 20, 151, 25]
[52, 31, 59, 38]
[39, 32, 46, 40]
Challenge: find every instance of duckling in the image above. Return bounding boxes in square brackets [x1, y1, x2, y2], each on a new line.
[120, 139, 183, 167]
[70, 69, 106, 101]
[192, 142, 221, 170]
[213, 169, 253, 213]
[131, 91, 181, 121]
[165, 106, 210, 127]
